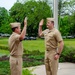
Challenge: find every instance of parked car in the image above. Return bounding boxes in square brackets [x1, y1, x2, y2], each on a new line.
[62, 36, 67, 39]
[30, 37, 36, 40]
[66, 36, 74, 39]
[24, 36, 31, 40]
[0, 33, 2, 36]
[24, 36, 37, 40]
[0, 33, 10, 37]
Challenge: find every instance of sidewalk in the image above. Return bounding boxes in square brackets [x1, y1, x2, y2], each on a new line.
[28, 63, 75, 75]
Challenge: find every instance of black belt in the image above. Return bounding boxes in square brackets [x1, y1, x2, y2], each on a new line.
[10, 55, 22, 58]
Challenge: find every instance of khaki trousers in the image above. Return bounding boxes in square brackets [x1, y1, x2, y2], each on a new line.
[45, 49, 58, 75]
[9, 56, 22, 75]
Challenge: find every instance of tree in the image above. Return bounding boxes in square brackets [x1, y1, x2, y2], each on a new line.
[62, 0, 75, 15]
[59, 15, 70, 36]
[0, 7, 15, 34]
[23, 0, 52, 36]
[68, 12, 75, 35]
[9, 0, 52, 36]
[58, 0, 75, 16]
[9, 2, 24, 23]
[0, 7, 8, 27]
[58, 0, 75, 36]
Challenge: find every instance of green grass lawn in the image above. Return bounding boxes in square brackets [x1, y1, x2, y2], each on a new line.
[0, 38, 8, 45]
[23, 39, 45, 52]
[64, 39, 75, 47]
[0, 38, 75, 54]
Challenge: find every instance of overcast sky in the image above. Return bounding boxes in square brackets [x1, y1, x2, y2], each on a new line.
[0, 0, 53, 11]
[0, 0, 16, 10]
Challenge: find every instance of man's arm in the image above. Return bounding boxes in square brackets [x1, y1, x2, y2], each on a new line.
[54, 40, 64, 60]
[57, 40, 64, 55]
[20, 17, 27, 40]
[38, 19, 44, 37]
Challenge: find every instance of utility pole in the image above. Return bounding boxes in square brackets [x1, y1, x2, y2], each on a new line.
[53, 0, 58, 29]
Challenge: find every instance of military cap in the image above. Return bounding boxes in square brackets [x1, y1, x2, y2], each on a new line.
[10, 22, 21, 28]
[47, 18, 54, 22]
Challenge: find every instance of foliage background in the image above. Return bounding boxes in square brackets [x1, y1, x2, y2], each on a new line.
[0, 0, 75, 36]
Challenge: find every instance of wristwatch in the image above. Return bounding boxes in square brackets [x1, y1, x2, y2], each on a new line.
[56, 53, 60, 55]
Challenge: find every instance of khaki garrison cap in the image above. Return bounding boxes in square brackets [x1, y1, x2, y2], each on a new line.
[47, 18, 54, 22]
[10, 22, 21, 28]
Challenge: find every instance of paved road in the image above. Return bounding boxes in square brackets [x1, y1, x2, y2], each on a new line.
[28, 63, 75, 75]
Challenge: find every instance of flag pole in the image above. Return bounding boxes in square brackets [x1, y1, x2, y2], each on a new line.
[53, 0, 58, 29]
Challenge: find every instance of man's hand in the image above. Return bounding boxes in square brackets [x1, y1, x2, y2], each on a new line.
[19, 17, 27, 40]
[39, 19, 44, 27]
[24, 17, 27, 26]
[38, 19, 44, 37]
[54, 54, 60, 60]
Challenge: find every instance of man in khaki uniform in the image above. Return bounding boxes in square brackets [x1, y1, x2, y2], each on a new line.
[8, 17, 27, 75]
[38, 18, 64, 75]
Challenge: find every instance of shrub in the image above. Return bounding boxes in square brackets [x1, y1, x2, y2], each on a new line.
[60, 45, 75, 62]
[0, 68, 10, 75]
[0, 61, 10, 75]
[23, 50, 44, 67]
[0, 61, 35, 75]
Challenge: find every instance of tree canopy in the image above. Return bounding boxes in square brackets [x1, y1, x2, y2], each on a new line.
[0, 0, 75, 36]
[9, 0, 52, 36]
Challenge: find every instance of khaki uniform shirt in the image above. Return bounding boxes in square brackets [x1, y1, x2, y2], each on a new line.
[8, 32, 23, 56]
[41, 28, 63, 50]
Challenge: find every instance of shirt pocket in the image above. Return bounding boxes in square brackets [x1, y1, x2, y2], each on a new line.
[48, 35, 54, 40]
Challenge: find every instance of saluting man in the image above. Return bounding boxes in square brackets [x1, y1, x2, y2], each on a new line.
[8, 17, 27, 75]
[38, 18, 64, 75]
